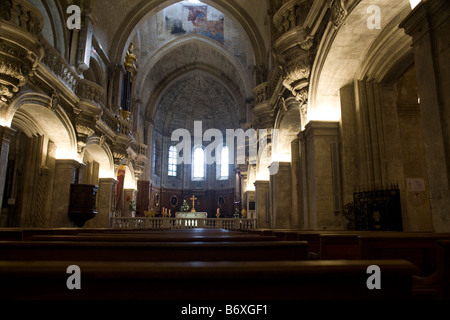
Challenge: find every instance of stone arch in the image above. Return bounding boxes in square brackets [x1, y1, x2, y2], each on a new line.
[152, 69, 241, 135]
[84, 136, 115, 180]
[147, 64, 244, 125]
[309, 0, 412, 123]
[84, 54, 107, 89]
[109, 0, 265, 70]
[27, 0, 68, 58]
[124, 164, 137, 190]
[136, 34, 253, 101]
[9, 93, 77, 160]
[273, 97, 301, 162]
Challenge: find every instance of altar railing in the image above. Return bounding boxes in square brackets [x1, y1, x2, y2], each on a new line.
[111, 217, 257, 230]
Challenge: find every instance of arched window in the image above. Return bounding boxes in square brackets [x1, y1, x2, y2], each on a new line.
[168, 145, 178, 177]
[192, 146, 205, 180]
[218, 145, 229, 180]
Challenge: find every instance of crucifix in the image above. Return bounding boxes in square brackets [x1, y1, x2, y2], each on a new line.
[190, 195, 198, 213]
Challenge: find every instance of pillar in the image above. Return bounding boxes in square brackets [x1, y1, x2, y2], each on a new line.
[300, 121, 346, 230]
[95, 178, 117, 227]
[137, 180, 150, 217]
[254, 180, 270, 228]
[400, 0, 450, 232]
[269, 162, 293, 229]
[0, 126, 15, 210]
[50, 160, 84, 227]
[291, 138, 301, 229]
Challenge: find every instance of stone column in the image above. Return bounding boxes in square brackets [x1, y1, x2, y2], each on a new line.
[50, 160, 83, 227]
[0, 126, 15, 209]
[137, 180, 150, 217]
[244, 190, 256, 220]
[254, 180, 270, 229]
[300, 121, 346, 230]
[400, 0, 450, 232]
[269, 162, 293, 229]
[291, 138, 301, 229]
[94, 178, 117, 227]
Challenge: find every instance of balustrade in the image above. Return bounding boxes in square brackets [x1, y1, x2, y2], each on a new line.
[40, 37, 78, 92]
[111, 217, 257, 230]
[78, 79, 104, 106]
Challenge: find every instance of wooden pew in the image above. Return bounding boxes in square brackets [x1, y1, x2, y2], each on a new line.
[246, 230, 396, 258]
[27, 233, 279, 242]
[437, 240, 450, 300]
[0, 240, 309, 262]
[0, 227, 263, 241]
[0, 229, 24, 241]
[0, 260, 418, 300]
[320, 234, 368, 260]
[358, 234, 450, 277]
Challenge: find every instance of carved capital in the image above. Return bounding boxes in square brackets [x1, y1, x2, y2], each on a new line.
[273, 0, 312, 35]
[329, 0, 347, 29]
[253, 82, 270, 105]
[0, 0, 44, 103]
[280, 50, 311, 98]
[0, 41, 40, 103]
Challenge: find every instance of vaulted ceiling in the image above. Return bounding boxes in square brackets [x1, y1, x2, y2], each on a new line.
[90, 0, 270, 127]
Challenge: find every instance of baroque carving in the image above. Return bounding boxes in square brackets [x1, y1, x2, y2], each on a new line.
[40, 36, 78, 92]
[0, 48, 36, 103]
[0, 0, 44, 35]
[78, 79, 104, 105]
[253, 82, 270, 105]
[273, 0, 313, 34]
[0, 0, 44, 105]
[329, 0, 347, 29]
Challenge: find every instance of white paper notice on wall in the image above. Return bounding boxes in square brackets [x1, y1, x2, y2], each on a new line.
[406, 178, 426, 192]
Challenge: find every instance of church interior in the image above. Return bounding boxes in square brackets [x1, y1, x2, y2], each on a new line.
[0, 0, 449, 302]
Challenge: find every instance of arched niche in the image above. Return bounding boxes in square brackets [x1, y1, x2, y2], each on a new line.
[27, 0, 68, 58]
[310, 0, 412, 124]
[83, 137, 115, 181]
[273, 98, 301, 162]
[10, 93, 77, 160]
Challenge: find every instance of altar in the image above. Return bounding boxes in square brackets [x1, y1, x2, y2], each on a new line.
[175, 212, 208, 227]
[175, 212, 208, 219]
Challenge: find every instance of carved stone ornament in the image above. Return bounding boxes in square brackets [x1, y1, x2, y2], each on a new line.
[0, 0, 44, 103]
[330, 0, 347, 29]
[0, 58, 28, 103]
